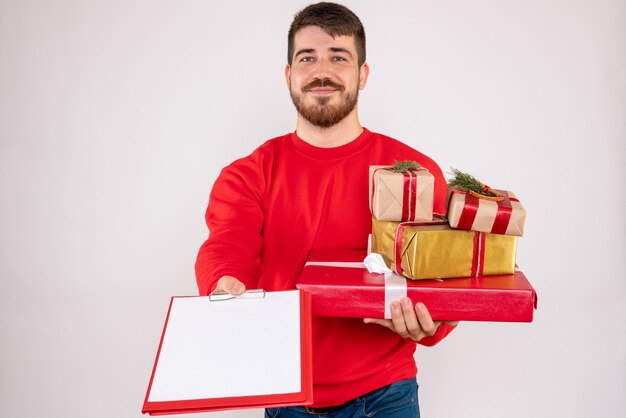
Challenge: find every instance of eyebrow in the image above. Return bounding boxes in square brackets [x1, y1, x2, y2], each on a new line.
[330, 47, 353, 57]
[294, 47, 354, 59]
[294, 48, 315, 59]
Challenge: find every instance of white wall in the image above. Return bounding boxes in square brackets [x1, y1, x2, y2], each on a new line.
[1, 1, 624, 417]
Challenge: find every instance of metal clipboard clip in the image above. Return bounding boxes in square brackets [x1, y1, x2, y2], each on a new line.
[209, 289, 266, 302]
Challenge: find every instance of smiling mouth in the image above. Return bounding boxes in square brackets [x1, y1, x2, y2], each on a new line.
[307, 87, 338, 95]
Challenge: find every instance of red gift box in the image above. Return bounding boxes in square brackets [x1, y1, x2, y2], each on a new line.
[296, 249, 537, 322]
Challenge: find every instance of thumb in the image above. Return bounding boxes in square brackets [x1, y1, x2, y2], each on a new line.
[215, 276, 246, 295]
[363, 318, 395, 331]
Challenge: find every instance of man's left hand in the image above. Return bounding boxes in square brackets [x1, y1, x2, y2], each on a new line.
[364, 297, 459, 342]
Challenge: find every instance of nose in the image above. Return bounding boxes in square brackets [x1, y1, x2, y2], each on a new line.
[312, 58, 331, 80]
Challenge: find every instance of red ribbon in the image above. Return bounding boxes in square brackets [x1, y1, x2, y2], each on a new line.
[453, 189, 518, 235]
[394, 221, 485, 278]
[372, 166, 427, 221]
[401, 171, 417, 221]
[455, 192, 480, 231]
[470, 231, 486, 277]
[491, 192, 513, 235]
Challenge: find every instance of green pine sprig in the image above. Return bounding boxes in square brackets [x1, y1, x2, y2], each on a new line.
[391, 160, 422, 173]
[447, 168, 497, 197]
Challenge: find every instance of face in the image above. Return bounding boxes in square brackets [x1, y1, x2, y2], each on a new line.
[286, 25, 369, 128]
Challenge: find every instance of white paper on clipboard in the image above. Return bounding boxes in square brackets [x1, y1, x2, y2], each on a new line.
[143, 289, 313, 414]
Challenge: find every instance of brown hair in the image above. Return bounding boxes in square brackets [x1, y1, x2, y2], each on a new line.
[287, 2, 366, 67]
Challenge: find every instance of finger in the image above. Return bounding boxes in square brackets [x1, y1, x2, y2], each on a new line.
[414, 302, 436, 336]
[390, 301, 409, 338]
[445, 320, 460, 327]
[363, 318, 396, 332]
[214, 276, 246, 295]
[400, 297, 421, 339]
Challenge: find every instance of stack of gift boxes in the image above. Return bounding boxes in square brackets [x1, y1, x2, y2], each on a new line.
[297, 161, 536, 322]
[369, 162, 525, 280]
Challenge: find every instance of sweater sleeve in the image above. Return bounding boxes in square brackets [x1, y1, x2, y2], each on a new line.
[417, 322, 456, 347]
[195, 153, 266, 296]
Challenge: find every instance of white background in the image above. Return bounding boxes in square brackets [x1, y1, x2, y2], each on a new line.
[1, 1, 624, 417]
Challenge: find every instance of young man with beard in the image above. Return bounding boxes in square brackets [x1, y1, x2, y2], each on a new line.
[196, 2, 458, 417]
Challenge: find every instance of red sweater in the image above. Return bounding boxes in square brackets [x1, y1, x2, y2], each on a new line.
[196, 128, 454, 407]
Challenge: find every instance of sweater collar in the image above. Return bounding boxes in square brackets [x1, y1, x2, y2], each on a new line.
[288, 128, 373, 160]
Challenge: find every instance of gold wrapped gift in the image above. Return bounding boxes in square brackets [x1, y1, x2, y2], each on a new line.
[371, 217, 517, 280]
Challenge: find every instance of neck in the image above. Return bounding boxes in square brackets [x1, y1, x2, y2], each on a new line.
[295, 108, 363, 148]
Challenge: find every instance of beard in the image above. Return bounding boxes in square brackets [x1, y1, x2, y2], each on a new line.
[290, 78, 359, 128]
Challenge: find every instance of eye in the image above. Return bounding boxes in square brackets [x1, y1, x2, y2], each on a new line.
[332, 56, 348, 62]
[300, 56, 315, 63]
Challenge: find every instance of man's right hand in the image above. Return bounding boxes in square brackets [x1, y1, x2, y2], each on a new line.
[213, 276, 246, 295]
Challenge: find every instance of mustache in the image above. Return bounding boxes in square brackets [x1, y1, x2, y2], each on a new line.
[303, 78, 345, 92]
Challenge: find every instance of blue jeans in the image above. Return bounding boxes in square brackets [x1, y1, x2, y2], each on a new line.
[265, 378, 419, 418]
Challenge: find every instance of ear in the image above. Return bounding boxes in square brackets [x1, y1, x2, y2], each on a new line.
[284, 64, 292, 90]
[358, 62, 370, 90]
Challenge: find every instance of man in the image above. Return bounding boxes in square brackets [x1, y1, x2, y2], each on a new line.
[196, 3, 457, 416]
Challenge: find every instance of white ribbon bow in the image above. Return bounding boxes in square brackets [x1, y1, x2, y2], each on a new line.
[364, 253, 408, 319]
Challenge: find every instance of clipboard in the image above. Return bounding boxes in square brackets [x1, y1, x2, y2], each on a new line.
[142, 290, 313, 415]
